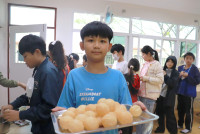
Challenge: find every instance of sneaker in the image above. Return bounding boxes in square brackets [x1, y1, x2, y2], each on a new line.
[177, 125, 183, 129]
[180, 129, 191, 133]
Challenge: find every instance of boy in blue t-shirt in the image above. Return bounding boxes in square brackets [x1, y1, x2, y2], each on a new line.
[53, 21, 132, 134]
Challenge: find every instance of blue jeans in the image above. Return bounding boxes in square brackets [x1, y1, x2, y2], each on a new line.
[136, 97, 156, 134]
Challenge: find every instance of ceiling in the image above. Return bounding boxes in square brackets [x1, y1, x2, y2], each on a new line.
[107, 0, 200, 15]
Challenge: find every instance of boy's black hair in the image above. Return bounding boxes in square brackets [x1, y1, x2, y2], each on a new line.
[80, 21, 113, 42]
[19, 34, 46, 56]
[141, 45, 159, 61]
[184, 52, 195, 60]
[69, 53, 79, 61]
[83, 54, 87, 62]
[110, 44, 125, 55]
[49, 41, 66, 70]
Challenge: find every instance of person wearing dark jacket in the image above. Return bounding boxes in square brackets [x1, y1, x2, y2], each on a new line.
[176, 52, 200, 134]
[1, 35, 61, 134]
[155, 56, 179, 134]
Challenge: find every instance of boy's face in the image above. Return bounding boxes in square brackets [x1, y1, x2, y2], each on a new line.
[184, 55, 194, 66]
[22, 50, 40, 68]
[80, 36, 112, 63]
[166, 59, 174, 69]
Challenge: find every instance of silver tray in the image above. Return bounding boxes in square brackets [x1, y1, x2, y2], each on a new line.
[51, 105, 159, 134]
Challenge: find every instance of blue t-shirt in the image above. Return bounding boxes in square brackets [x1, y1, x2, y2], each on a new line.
[57, 67, 132, 134]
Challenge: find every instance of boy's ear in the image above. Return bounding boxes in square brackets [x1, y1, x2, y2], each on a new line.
[108, 43, 112, 52]
[80, 42, 85, 51]
[34, 49, 41, 55]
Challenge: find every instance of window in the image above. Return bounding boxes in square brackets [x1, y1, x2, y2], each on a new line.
[9, 4, 56, 46]
[179, 25, 196, 40]
[73, 13, 100, 29]
[161, 40, 175, 65]
[132, 19, 177, 38]
[109, 17, 129, 33]
[180, 42, 197, 57]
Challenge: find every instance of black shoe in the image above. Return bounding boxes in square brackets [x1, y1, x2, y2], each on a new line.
[154, 127, 164, 133]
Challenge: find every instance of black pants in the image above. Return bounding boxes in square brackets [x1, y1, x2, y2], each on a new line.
[177, 94, 194, 130]
[156, 96, 177, 134]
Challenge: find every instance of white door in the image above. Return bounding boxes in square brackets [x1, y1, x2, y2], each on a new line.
[9, 24, 46, 103]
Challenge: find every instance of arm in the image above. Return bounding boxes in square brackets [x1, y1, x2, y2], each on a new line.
[19, 70, 61, 122]
[10, 95, 30, 109]
[185, 66, 200, 86]
[164, 70, 179, 89]
[143, 62, 164, 85]
[0, 72, 18, 87]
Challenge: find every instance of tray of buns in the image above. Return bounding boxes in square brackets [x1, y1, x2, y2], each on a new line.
[51, 98, 159, 134]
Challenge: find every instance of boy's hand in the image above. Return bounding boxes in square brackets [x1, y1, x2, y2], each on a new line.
[1, 105, 13, 113]
[183, 72, 188, 77]
[52, 106, 67, 112]
[179, 71, 184, 77]
[3, 110, 20, 121]
[133, 101, 147, 111]
[18, 82, 26, 90]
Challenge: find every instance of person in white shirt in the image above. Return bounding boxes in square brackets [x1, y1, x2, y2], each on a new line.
[110, 44, 128, 74]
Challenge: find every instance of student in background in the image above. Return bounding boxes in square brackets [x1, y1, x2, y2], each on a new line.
[155, 56, 178, 134]
[0, 72, 26, 90]
[82, 54, 87, 67]
[124, 58, 140, 103]
[110, 44, 128, 74]
[69, 53, 79, 69]
[2, 35, 61, 134]
[65, 55, 71, 74]
[176, 52, 200, 134]
[49, 40, 67, 89]
[137, 45, 164, 134]
[52, 21, 132, 134]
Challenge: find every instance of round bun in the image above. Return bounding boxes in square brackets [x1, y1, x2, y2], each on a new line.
[58, 116, 73, 130]
[115, 105, 127, 113]
[62, 110, 76, 118]
[67, 107, 76, 113]
[129, 105, 142, 117]
[96, 103, 110, 117]
[75, 105, 86, 115]
[97, 98, 106, 104]
[83, 116, 99, 130]
[75, 114, 87, 123]
[104, 99, 115, 112]
[116, 111, 133, 125]
[102, 112, 117, 128]
[84, 111, 96, 117]
[68, 119, 84, 133]
[85, 104, 96, 112]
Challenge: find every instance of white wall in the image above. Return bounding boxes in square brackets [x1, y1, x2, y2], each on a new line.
[1, 0, 200, 107]
[0, 0, 8, 107]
